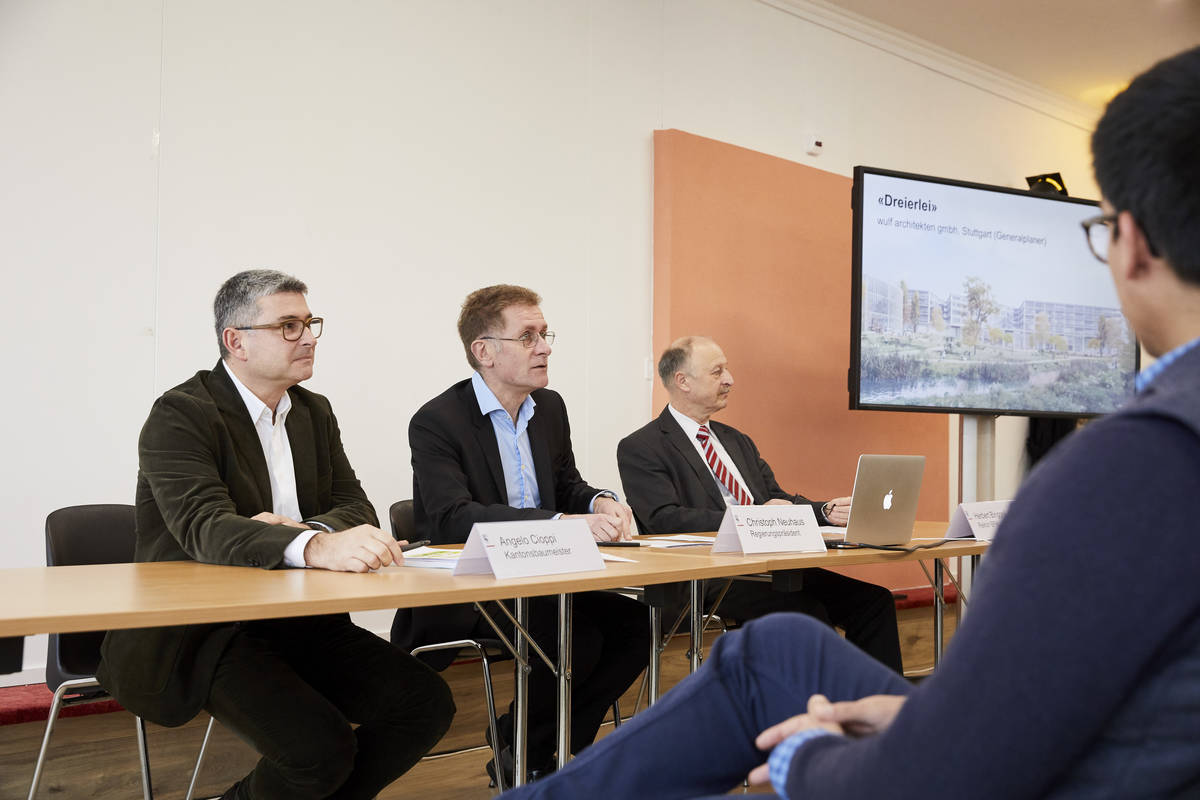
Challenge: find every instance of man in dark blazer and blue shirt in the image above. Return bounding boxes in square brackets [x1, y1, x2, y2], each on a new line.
[617, 336, 902, 671]
[98, 270, 454, 800]
[394, 284, 649, 786]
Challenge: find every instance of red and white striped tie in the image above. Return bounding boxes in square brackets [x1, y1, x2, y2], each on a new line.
[696, 425, 753, 505]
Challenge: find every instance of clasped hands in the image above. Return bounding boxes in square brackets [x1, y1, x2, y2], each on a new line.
[251, 512, 406, 573]
[562, 495, 635, 542]
[746, 693, 906, 786]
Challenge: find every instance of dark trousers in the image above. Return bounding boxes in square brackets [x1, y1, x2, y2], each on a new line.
[472, 591, 650, 766]
[499, 613, 910, 799]
[669, 568, 903, 673]
[204, 614, 455, 799]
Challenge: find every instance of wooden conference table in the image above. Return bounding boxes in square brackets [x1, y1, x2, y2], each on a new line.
[642, 521, 988, 681]
[0, 546, 769, 786]
[0, 522, 986, 786]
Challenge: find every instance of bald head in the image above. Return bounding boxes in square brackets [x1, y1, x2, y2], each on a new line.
[657, 336, 707, 387]
[658, 336, 733, 423]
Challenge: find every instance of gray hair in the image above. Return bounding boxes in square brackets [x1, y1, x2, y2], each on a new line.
[657, 336, 706, 388]
[214, 269, 308, 358]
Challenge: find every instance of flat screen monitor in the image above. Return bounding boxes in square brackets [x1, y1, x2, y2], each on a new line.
[850, 166, 1138, 418]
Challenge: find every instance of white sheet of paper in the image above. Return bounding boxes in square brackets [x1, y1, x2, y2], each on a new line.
[398, 546, 462, 570]
[644, 534, 717, 548]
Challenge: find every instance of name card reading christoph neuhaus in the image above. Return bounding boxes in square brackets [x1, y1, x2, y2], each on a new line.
[452, 519, 604, 579]
[712, 504, 826, 555]
[945, 499, 1010, 542]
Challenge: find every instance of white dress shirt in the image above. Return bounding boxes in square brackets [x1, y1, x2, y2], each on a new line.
[667, 404, 756, 506]
[222, 361, 315, 567]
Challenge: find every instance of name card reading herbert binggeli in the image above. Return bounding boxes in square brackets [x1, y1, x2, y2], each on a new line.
[452, 519, 604, 578]
[712, 504, 826, 555]
[945, 499, 1010, 542]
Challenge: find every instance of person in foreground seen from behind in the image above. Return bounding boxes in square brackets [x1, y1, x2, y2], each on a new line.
[499, 45, 1200, 799]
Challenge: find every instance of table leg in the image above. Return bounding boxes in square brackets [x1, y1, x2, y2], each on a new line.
[648, 604, 662, 706]
[689, 579, 702, 672]
[512, 596, 530, 787]
[556, 593, 573, 770]
[933, 559, 945, 667]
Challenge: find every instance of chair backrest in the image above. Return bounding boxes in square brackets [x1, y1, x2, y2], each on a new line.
[44, 504, 137, 688]
[389, 499, 415, 542]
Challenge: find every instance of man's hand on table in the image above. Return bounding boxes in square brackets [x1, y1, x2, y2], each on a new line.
[822, 496, 853, 526]
[303, 525, 406, 572]
[565, 496, 635, 541]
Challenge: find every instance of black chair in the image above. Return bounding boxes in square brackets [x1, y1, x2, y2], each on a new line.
[29, 504, 153, 800]
[388, 500, 510, 786]
[388, 500, 623, 789]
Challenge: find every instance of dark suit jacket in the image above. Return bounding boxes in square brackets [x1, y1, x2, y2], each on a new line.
[617, 406, 825, 534]
[97, 362, 377, 726]
[393, 378, 602, 665]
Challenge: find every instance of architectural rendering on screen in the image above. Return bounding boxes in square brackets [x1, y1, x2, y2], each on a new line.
[852, 169, 1138, 417]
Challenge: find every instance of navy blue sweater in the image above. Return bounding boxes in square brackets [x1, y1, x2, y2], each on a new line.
[786, 407, 1200, 796]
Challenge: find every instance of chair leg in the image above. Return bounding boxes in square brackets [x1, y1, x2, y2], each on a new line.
[611, 699, 622, 728]
[184, 715, 216, 800]
[479, 652, 506, 792]
[28, 678, 99, 800]
[136, 715, 154, 799]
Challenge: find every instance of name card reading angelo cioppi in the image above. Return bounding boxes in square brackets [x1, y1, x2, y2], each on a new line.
[453, 519, 604, 578]
[712, 504, 826, 555]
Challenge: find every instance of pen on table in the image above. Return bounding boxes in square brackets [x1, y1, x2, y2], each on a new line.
[399, 540, 432, 552]
[597, 540, 643, 547]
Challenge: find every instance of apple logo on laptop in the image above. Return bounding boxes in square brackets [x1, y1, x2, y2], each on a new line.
[882, 490, 894, 510]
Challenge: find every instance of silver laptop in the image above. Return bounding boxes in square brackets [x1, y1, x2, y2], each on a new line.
[825, 454, 925, 546]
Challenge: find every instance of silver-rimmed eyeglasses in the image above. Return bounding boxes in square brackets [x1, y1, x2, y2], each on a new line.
[478, 330, 556, 348]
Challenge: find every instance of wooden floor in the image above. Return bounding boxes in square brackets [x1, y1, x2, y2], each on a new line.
[0, 605, 956, 799]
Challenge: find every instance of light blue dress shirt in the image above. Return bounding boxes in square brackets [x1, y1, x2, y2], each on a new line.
[471, 371, 543, 509]
[470, 372, 613, 514]
[768, 727, 838, 799]
[1135, 335, 1200, 394]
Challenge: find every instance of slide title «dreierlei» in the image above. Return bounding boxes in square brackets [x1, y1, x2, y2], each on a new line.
[878, 193, 938, 212]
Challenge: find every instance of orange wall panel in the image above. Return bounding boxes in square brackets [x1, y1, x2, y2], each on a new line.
[652, 129, 950, 590]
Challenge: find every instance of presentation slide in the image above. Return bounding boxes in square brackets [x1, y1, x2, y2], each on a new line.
[855, 171, 1137, 416]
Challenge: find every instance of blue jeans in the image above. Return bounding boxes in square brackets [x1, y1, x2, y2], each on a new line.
[499, 612, 910, 799]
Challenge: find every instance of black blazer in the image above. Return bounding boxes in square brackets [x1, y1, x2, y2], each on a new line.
[97, 363, 377, 726]
[616, 406, 825, 534]
[393, 378, 603, 665]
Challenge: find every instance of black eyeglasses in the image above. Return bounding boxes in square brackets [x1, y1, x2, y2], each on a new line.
[234, 316, 324, 341]
[1080, 214, 1117, 263]
[478, 330, 556, 348]
[1081, 211, 1160, 263]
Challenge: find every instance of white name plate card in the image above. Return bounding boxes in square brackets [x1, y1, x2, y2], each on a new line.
[945, 500, 1010, 542]
[712, 504, 826, 555]
[452, 519, 604, 578]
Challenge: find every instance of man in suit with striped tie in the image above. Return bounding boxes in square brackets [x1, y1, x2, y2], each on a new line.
[617, 336, 902, 671]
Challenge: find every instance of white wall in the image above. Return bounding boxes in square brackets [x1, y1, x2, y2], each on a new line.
[1, 0, 1100, 683]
